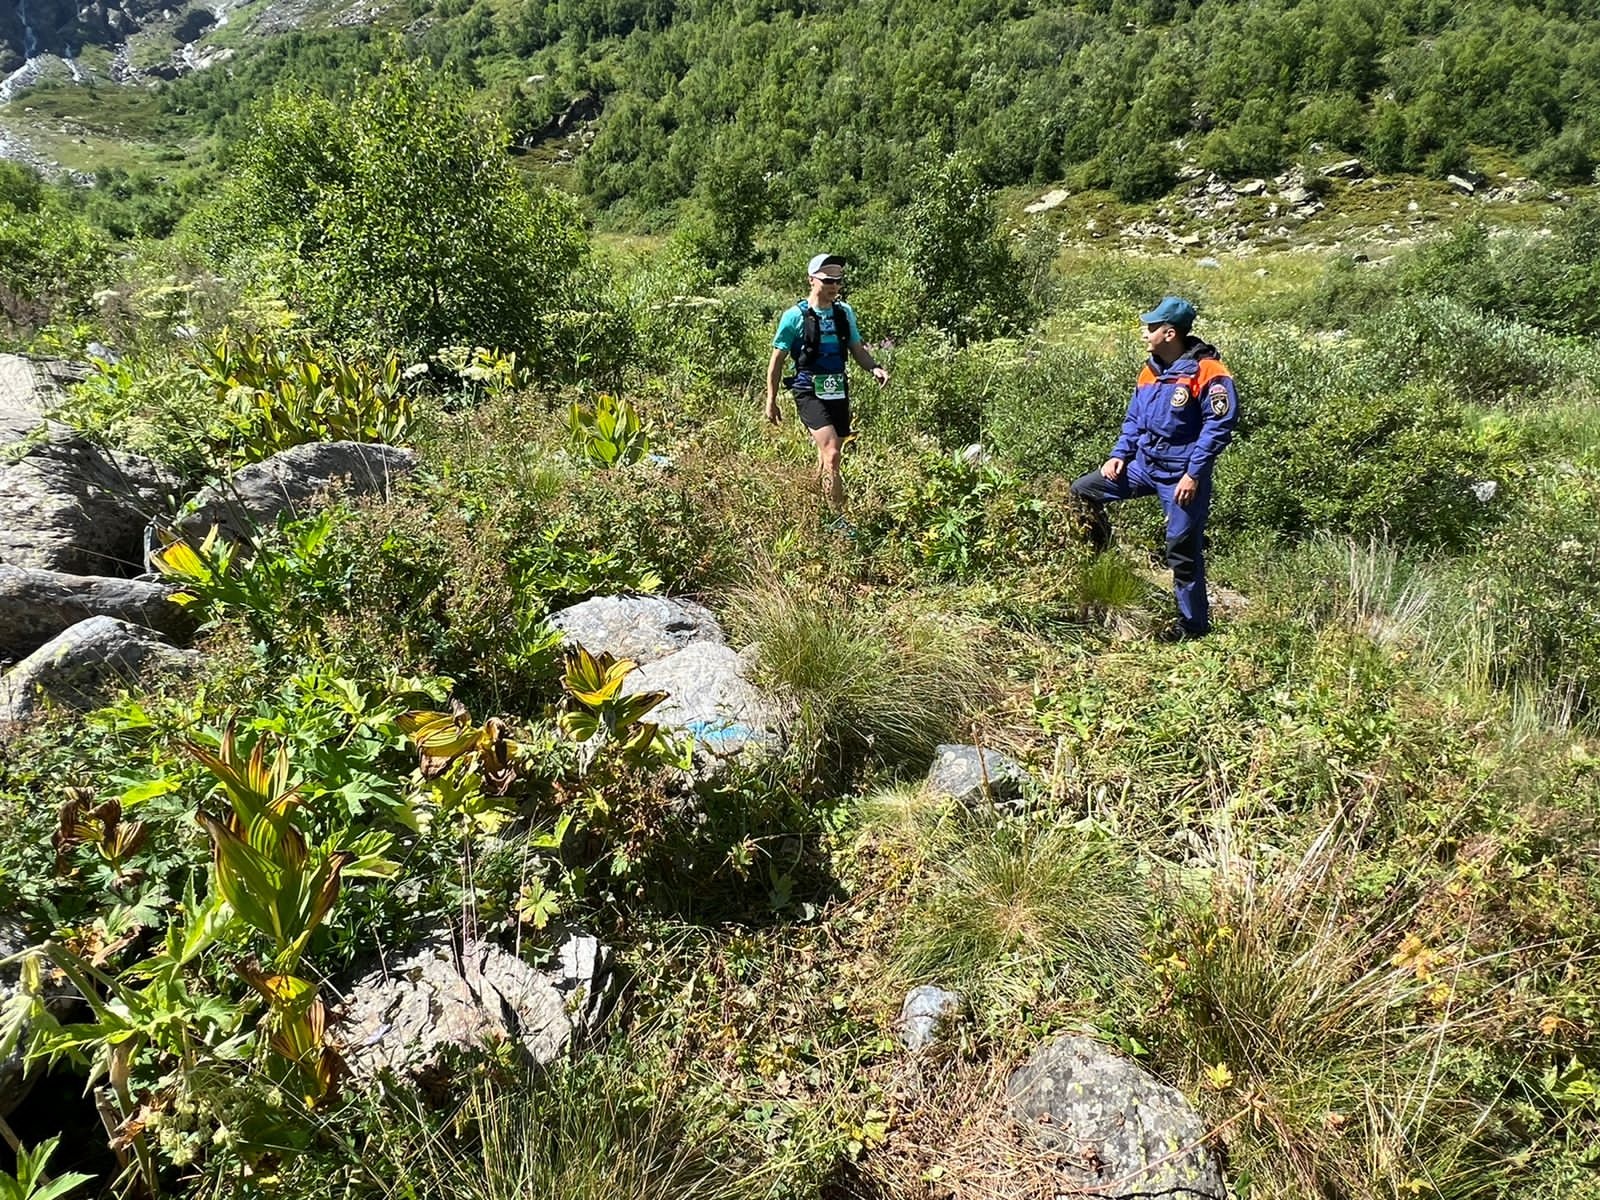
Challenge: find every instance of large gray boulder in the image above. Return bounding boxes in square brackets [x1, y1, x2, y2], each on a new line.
[1007, 1035, 1225, 1199]
[0, 566, 188, 660]
[0, 616, 199, 723]
[625, 641, 783, 755]
[177, 441, 417, 543]
[0, 412, 174, 574]
[926, 744, 1025, 807]
[334, 933, 611, 1092]
[549, 595, 723, 665]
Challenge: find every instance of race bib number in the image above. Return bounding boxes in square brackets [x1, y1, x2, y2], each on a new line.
[813, 372, 847, 400]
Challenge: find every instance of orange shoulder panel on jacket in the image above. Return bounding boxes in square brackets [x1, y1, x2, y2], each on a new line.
[1194, 359, 1232, 387]
[1136, 364, 1158, 385]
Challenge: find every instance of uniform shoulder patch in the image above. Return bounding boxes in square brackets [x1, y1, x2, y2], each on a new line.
[1208, 383, 1230, 416]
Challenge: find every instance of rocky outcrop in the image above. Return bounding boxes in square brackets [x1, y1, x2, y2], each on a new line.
[1007, 1035, 1225, 1199]
[0, 615, 198, 722]
[334, 933, 611, 1092]
[176, 441, 416, 544]
[0, 412, 173, 575]
[0, 566, 187, 659]
[549, 595, 723, 665]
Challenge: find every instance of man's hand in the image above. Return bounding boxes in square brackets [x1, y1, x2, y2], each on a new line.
[1101, 457, 1126, 480]
[765, 396, 781, 424]
[1174, 473, 1198, 506]
[871, 365, 890, 387]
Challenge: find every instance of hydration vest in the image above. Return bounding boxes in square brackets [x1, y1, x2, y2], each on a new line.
[786, 300, 853, 398]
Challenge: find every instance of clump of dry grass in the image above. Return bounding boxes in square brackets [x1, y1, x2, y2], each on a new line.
[727, 578, 995, 771]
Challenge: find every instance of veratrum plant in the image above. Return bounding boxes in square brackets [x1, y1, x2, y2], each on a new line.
[194, 327, 412, 463]
[567, 393, 650, 468]
[187, 727, 356, 1108]
[187, 726, 355, 973]
[559, 645, 668, 760]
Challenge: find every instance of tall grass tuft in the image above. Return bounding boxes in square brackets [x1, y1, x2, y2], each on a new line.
[894, 818, 1148, 1023]
[728, 579, 992, 770]
[299, 1058, 764, 1200]
[1149, 823, 1553, 1200]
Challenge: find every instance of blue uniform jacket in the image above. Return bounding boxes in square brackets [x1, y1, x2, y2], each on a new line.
[1111, 339, 1239, 479]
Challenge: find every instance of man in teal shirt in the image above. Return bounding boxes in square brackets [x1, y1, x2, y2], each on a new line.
[766, 253, 890, 517]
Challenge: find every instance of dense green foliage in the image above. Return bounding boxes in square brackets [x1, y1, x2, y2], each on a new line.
[202, 60, 587, 357]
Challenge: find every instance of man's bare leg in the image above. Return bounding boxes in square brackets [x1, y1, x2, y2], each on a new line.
[810, 424, 845, 511]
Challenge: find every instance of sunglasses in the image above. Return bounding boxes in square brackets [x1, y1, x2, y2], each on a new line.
[814, 275, 845, 285]
[1143, 322, 1170, 333]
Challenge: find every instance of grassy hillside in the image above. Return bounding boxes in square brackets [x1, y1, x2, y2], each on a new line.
[0, 30, 1598, 1200]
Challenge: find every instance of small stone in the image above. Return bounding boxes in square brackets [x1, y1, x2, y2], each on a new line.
[1447, 175, 1476, 195]
[1196, 256, 1221, 269]
[926, 744, 1024, 808]
[897, 985, 963, 1051]
[1470, 480, 1498, 503]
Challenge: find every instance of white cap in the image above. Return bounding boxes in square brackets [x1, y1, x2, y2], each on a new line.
[807, 253, 845, 276]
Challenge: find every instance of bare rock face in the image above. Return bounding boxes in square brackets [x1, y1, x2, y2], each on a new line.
[0, 566, 188, 660]
[333, 934, 611, 1092]
[0, 615, 198, 723]
[549, 595, 724, 665]
[176, 441, 417, 544]
[1007, 1035, 1226, 1199]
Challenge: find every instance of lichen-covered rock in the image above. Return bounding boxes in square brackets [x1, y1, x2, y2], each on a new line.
[926, 744, 1025, 807]
[626, 641, 783, 756]
[0, 566, 188, 660]
[0, 616, 198, 722]
[177, 441, 416, 543]
[333, 933, 611, 1092]
[549, 594, 724, 665]
[896, 984, 964, 1052]
[0, 413, 174, 574]
[1007, 1034, 1225, 1199]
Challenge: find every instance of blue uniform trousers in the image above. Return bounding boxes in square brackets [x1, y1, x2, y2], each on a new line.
[1070, 455, 1211, 635]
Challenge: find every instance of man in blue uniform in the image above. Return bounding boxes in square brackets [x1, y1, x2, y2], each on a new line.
[766, 252, 890, 517]
[1070, 296, 1239, 640]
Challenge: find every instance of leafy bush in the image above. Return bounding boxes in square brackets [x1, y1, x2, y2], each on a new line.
[1475, 468, 1600, 707]
[903, 154, 1031, 345]
[0, 192, 108, 338]
[206, 59, 588, 360]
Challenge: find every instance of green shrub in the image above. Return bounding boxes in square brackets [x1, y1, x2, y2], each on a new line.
[205, 59, 587, 361]
[1475, 468, 1600, 707]
[903, 154, 1032, 345]
[0, 195, 109, 338]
